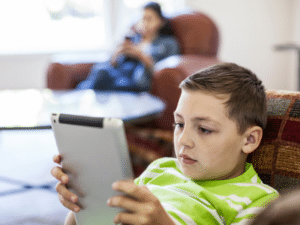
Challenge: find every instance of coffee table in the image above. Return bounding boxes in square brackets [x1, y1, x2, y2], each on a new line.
[0, 89, 165, 130]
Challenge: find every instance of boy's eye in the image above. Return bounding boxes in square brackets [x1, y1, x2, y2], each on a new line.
[173, 123, 184, 129]
[198, 127, 212, 134]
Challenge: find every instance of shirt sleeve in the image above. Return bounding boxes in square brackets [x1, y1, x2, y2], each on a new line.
[134, 157, 174, 185]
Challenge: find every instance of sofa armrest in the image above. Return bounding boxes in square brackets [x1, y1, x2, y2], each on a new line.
[151, 55, 219, 130]
[46, 63, 94, 90]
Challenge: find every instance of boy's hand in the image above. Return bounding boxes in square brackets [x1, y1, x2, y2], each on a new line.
[51, 154, 81, 213]
[107, 180, 175, 225]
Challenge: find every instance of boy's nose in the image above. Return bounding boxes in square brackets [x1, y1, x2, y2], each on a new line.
[178, 128, 195, 149]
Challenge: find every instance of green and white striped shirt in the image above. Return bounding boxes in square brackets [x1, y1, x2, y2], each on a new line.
[134, 157, 278, 225]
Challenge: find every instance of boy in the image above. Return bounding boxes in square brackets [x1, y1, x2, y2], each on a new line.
[52, 63, 278, 224]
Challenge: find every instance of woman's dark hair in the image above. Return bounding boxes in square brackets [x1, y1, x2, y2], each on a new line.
[143, 2, 175, 36]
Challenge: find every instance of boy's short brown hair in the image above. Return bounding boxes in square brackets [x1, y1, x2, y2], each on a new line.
[179, 63, 267, 134]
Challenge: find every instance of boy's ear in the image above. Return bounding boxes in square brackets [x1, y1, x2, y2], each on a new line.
[242, 126, 263, 154]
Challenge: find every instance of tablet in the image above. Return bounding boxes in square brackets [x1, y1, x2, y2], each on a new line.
[51, 113, 134, 225]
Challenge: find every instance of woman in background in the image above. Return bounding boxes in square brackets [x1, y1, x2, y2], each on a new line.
[76, 2, 179, 92]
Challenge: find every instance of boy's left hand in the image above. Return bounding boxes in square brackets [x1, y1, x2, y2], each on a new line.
[107, 180, 175, 225]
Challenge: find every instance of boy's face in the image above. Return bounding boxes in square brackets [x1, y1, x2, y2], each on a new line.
[174, 90, 248, 180]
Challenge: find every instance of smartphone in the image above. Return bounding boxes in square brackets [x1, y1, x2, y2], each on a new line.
[124, 36, 133, 41]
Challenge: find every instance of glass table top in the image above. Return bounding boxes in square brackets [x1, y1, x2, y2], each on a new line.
[0, 89, 165, 129]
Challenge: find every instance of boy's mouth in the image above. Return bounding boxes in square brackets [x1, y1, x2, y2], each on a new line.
[179, 154, 197, 165]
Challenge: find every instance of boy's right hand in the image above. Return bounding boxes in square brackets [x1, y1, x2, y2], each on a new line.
[51, 154, 81, 213]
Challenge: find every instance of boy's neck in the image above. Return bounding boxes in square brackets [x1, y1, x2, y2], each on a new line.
[220, 157, 247, 180]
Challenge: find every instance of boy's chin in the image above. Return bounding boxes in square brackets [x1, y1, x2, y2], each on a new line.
[179, 163, 219, 180]
[179, 164, 206, 180]
[183, 171, 206, 180]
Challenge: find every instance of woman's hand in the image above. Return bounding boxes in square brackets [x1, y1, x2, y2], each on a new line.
[121, 42, 143, 60]
[110, 41, 126, 66]
[51, 154, 81, 213]
[107, 180, 175, 225]
[123, 41, 154, 69]
[111, 40, 154, 69]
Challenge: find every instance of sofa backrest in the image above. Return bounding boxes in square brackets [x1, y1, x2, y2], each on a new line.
[170, 12, 219, 56]
[247, 90, 300, 193]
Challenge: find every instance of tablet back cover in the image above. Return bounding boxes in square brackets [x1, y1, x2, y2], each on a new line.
[51, 114, 133, 224]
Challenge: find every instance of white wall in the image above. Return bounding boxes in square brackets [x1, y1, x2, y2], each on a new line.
[291, 0, 300, 91]
[186, 0, 296, 91]
[0, 54, 51, 89]
[1, 0, 299, 91]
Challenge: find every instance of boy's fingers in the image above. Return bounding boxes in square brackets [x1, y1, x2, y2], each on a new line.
[58, 193, 80, 213]
[56, 182, 78, 204]
[51, 166, 68, 184]
[112, 181, 153, 202]
[113, 212, 148, 225]
[107, 195, 142, 213]
[53, 154, 62, 165]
